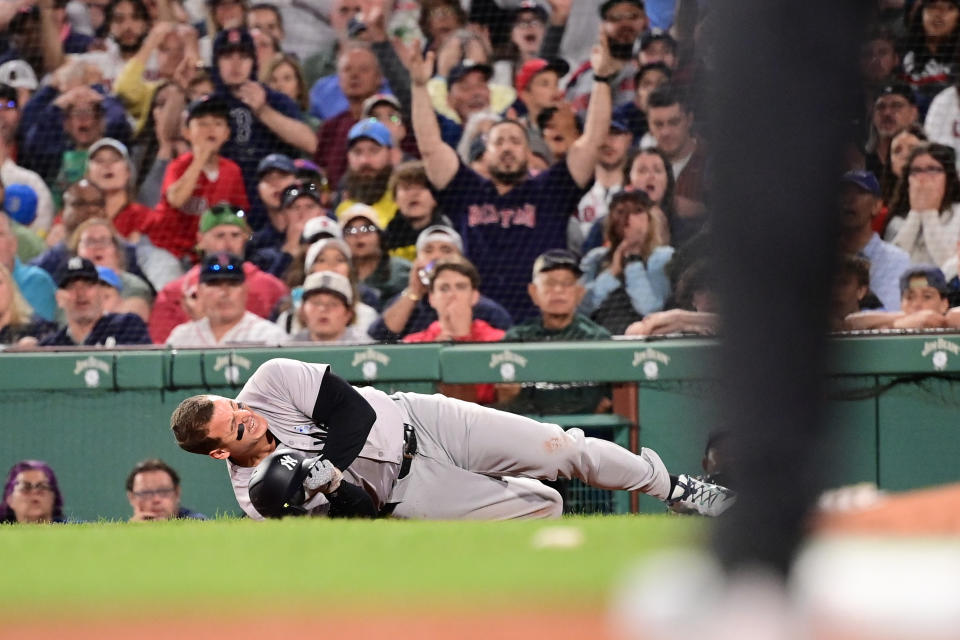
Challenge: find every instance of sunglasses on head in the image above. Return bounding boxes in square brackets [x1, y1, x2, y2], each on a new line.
[344, 224, 378, 235]
[211, 203, 246, 219]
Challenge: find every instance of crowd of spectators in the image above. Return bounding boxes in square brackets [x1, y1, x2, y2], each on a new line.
[1, 0, 960, 400]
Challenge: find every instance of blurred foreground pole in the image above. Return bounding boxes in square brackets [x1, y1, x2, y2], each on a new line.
[709, 0, 870, 574]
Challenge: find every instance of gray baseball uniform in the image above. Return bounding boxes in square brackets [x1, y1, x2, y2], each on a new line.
[228, 358, 671, 520]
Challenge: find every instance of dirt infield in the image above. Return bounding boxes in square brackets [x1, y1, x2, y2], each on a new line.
[0, 608, 613, 640]
[813, 482, 960, 535]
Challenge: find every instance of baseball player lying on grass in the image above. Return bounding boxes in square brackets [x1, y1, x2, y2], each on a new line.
[169, 358, 735, 519]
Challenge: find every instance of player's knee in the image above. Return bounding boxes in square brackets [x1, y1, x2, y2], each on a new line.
[536, 485, 563, 519]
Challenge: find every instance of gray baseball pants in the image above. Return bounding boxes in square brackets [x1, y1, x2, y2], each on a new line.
[385, 392, 672, 520]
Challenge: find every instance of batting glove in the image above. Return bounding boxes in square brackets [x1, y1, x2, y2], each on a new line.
[302, 457, 343, 495]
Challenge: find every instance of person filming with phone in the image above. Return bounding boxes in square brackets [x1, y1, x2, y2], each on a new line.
[368, 225, 513, 342]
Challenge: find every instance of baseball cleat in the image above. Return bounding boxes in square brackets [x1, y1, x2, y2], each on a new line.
[666, 474, 736, 517]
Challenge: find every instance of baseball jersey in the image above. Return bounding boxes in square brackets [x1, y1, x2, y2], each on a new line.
[146, 153, 250, 259]
[165, 311, 290, 347]
[228, 358, 406, 519]
[436, 161, 590, 321]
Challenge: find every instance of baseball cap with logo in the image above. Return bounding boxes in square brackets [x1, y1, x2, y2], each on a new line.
[532, 248, 582, 279]
[841, 170, 881, 197]
[416, 225, 463, 254]
[95, 265, 123, 292]
[515, 58, 570, 93]
[899, 265, 948, 296]
[301, 216, 342, 244]
[199, 252, 246, 284]
[600, 0, 645, 18]
[305, 238, 352, 271]
[302, 271, 353, 305]
[347, 119, 393, 148]
[4, 183, 37, 226]
[0, 59, 37, 90]
[256, 153, 296, 179]
[447, 60, 493, 89]
[339, 203, 381, 230]
[513, 0, 548, 22]
[361, 93, 402, 119]
[876, 82, 917, 105]
[213, 28, 255, 60]
[56, 256, 100, 288]
[199, 204, 250, 233]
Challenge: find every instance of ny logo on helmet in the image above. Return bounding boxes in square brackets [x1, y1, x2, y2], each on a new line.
[279, 455, 298, 471]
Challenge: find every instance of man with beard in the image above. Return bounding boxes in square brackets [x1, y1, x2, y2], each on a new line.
[335, 119, 397, 229]
[65, 0, 151, 85]
[399, 32, 620, 321]
[313, 43, 386, 188]
[209, 27, 314, 230]
[563, 0, 648, 113]
[571, 120, 632, 252]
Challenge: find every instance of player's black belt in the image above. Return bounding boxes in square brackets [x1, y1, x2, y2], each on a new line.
[398, 423, 417, 480]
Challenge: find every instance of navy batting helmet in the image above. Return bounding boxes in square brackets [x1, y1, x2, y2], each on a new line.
[248, 448, 312, 518]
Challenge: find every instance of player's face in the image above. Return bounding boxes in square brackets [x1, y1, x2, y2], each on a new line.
[198, 224, 249, 256]
[647, 103, 692, 159]
[198, 280, 246, 326]
[87, 147, 129, 193]
[629, 152, 668, 204]
[5, 469, 55, 523]
[205, 396, 269, 460]
[302, 291, 352, 340]
[529, 268, 583, 316]
[901, 279, 949, 314]
[128, 470, 181, 520]
[310, 246, 351, 277]
[395, 181, 436, 221]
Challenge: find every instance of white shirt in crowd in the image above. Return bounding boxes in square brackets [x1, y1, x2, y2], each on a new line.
[924, 86, 960, 171]
[166, 311, 290, 347]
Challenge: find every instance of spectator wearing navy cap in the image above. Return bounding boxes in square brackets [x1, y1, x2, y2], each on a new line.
[246, 153, 298, 258]
[39, 256, 151, 346]
[865, 83, 919, 187]
[334, 119, 398, 229]
[208, 27, 314, 229]
[250, 182, 331, 279]
[147, 95, 248, 263]
[838, 169, 911, 311]
[437, 60, 495, 148]
[165, 251, 289, 347]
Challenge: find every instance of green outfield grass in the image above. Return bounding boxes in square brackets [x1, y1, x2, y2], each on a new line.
[1, 515, 702, 616]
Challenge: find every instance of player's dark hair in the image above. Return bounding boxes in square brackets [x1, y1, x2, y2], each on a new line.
[170, 395, 220, 455]
[126, 458, 180, 491]
[429, 257, 481, 291]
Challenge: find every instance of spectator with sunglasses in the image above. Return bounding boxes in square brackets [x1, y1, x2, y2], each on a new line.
[166, 251, 289, 347]
[250, 181, 332, 278]
[340, 203, 410, 306]
[147, 205, 288, 343]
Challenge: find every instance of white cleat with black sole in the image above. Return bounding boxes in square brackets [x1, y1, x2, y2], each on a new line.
[666, 474, 736, 517]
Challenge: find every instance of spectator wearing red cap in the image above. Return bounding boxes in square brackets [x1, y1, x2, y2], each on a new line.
[514, 57, 569, 135]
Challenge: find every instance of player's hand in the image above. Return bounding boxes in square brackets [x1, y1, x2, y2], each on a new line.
[234, 81, 267, 115]
[303, 457, 343, 494]
[394, 37, 435, 88]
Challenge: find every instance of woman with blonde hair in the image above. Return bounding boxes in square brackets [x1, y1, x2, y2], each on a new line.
[579, 190, 674, 334]
[0, 263, 55, 346]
